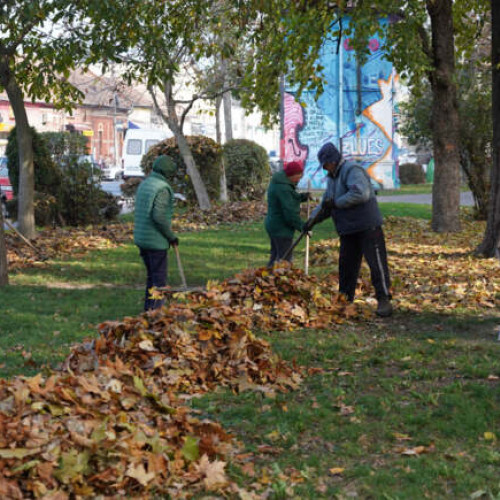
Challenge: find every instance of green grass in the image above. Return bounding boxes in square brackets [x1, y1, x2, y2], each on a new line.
[2, 201, 499, 498]
[379, 183, 434, 196]
[379, 184, 470, 196]
[0, 202, 431, 378]
[192, 320, 500, 498]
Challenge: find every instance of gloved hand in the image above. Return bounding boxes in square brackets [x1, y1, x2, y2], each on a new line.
[322, 197, 336, 211]
[303, 218, 315, 232]
[169, 237, 179, 247]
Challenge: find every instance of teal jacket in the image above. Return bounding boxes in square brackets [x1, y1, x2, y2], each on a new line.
[265, 170, 308, 238]
[134, 156, 177, 250]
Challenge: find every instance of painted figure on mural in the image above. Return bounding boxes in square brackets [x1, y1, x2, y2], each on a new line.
[283, 18, 399, 191]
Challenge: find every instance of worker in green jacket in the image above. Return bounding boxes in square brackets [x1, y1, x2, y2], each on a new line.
[134, 155, 179, 311]
[265, 161, 309, 266]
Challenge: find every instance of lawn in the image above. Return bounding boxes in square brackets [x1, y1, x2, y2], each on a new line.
[1, 201, 499, 498]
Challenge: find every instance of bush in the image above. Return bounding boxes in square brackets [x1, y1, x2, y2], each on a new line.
[6, 127, 62, 196]
[57, 158, 118, 226]
[223, 139, 270, 201]
[6, 129, 120, 226]
[140, 136, 223, 205]
[399, 163, 425, 185]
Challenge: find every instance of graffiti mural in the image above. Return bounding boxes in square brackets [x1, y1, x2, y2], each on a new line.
[282, 19, 399, 190]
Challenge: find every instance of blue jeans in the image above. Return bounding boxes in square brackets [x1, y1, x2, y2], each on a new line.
[139, 248, 168, 311]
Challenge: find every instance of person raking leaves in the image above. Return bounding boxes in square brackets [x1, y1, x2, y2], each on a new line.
[304, 142, 393, 317]
[265, 161, 311, 266]
[134, 155, 179, 311]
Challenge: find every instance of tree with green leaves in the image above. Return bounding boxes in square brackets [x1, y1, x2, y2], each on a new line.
[115, 1, 251, 210]
[239, 0, 489, 233]
[0, 0, 132, 239]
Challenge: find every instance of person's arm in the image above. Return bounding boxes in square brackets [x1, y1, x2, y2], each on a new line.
[306, 179, 335, 229]
[299, 192, 310, 203]
[277, 187, 305, 232]
[152, 189, 177, 243]
[335, 166, 372, 208]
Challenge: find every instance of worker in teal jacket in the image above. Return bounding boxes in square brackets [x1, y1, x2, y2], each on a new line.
[265, 161, 309, 266]
[134, 155, 178, 311]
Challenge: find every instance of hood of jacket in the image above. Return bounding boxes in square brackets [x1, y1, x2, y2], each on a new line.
[152, 155, 177, 178]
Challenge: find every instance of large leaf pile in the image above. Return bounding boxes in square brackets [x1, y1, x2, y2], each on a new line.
[310, 216, 500, 313]
[0, 264, 370, 497]
[174, 200, 267, 231]
[5, 225, 131, 271]
[0, 362, 235, 498]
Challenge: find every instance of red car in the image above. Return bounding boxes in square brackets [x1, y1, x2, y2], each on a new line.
[0, 156, 13, 203]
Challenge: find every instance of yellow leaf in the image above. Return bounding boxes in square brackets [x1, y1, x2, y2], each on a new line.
[195, 454, 228, 490]
[484, 432, 497, 441]
[329, 467, 345, 475]
[125, 463, 155, 486]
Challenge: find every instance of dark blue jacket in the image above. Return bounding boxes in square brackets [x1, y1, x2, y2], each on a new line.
[311, 159, 383, 235]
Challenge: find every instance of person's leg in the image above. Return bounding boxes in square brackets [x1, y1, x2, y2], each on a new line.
[140, 248, 167, 311]
[275, 236, 294, 262]
[268, 236, 278, 267]
[361, 226, 392, 316]
[338, 233, 363, 301]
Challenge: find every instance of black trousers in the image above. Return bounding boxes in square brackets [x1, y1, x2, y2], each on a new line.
[139, 248, 168, 311]
[338, 226, 391, 301]
[267, 235, 294, 267]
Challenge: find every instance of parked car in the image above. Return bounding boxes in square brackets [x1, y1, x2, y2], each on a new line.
[0, 156, 13, 203]
[100, 163, 123, 181]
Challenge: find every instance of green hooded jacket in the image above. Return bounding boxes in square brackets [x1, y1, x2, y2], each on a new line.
[134, 155, 178, 250]
[265, 170, 307, 238]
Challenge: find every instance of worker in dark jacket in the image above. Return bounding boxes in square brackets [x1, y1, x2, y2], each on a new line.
[265, 161, 309, 266]
[305, 142, 393, 317]
[134, 155, 178, 311]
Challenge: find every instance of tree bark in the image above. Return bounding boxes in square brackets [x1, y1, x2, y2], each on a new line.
[223, 90, 233, 142]
[216, 94, 222, 144]
[476, 0, 500, 257]
[215, 94, 229, 203]
[0, 205, 9, 286]
[0, 60, 36, 239]
[166, 114, 211, 209]
[154, 82, 212, 210]
[427, 0, 462, 232]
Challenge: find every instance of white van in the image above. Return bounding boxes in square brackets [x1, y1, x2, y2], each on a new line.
[122, 128, 171, 178]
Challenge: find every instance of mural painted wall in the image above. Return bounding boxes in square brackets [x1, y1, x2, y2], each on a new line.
[282, 19, 400, 190]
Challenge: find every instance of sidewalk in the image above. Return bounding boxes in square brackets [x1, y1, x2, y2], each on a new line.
[377, 191, 474, 206]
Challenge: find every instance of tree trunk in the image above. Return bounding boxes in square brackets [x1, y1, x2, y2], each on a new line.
[215, 94, 222, 144]
[215, 94, 229, 203]
[223, 91, 233, 142]
[157, 82, 212, 210]
[0, 61, 36, 239]
[0, 206, 9, 286]
[476, 0, 500, 257]
[219, 155, 228, 203]
[168, 117, 211, 210]
[427, 0, 462, 233]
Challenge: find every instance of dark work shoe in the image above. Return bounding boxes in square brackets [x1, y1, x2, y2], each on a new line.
[376, 297, 393, 317]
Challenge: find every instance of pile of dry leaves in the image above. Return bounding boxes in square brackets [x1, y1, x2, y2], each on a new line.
[174, 200, 267, 232]
[310, 216, 500, 313]
[5, 225, 132, 271]
[1, 264, 368, 498]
